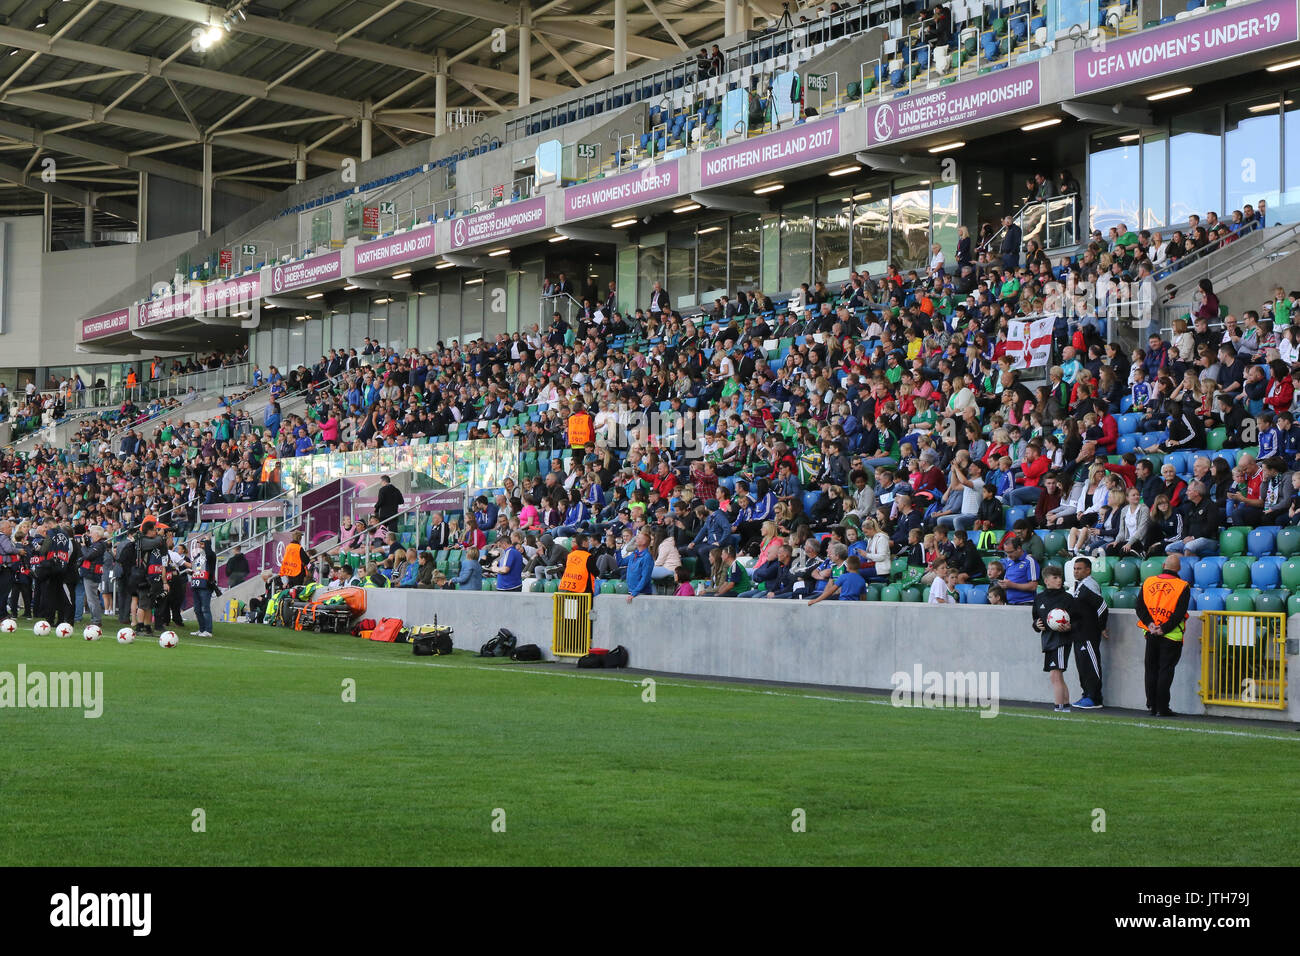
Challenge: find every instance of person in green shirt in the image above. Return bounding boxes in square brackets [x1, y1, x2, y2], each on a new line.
[1271, 286, 1293, 327]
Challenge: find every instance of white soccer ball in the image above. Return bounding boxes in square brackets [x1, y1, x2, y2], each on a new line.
[158, 630, 179, 648]
[33, 619, 51, 636]
[1047, 608, 1072, 633]
[116, 627, 135, 645]
[82, 625, 102, 641]
[0, 618, 16, 633]
[54, 622, 74, 638]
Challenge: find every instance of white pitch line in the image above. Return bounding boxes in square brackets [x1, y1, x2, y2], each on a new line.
[184, 639, 1300, 742]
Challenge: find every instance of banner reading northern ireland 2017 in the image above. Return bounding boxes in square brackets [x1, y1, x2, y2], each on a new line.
[865, 62, 1040, 147]
[1074, 0, 1299, 94]
[699, 117, 840, 188]
[353, 224, 436, 273]
[1006, 315, 1054, 371]
[563, 161, 680, 221]
[448, 196, 547, 251]
[80, 308, 130, 342]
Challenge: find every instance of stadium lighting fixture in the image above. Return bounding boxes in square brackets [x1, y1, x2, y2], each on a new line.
[34, 10, 48, 29]
[696, 226, 722, 235]
[464, 277, 483, 285]
[828, 164, 861, 176]
[611, 217, 637, 227]
[548, 235, 567, 243]
[1020, 118, 1061, 131]
[1117, 133, 1140, 142]
[372, 297, 392, 305]
[753, 183, 784, 195]
[1146, 86, 1191, 101]
[1249, 100, 1292, 112]
[435, 260, 455, 269]
[673, 202, 701, 213]
[488, 248, 511, 256]
[305, 292, 324, 300]
[390, 271, 411, 279]
[927, 141, 965, 153]
[851, 192, 872, 201]
[1267, 58, 1300, 71]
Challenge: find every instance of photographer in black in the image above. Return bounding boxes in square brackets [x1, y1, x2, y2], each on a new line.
[78, 525, 108, 629]
[133, 519, 169, 637]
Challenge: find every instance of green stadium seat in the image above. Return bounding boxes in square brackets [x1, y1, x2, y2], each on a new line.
[881, 585, 902, 602]
[1140, 557, 1165, 582]
[1287, 593, 1300, 615]
[1090, 558, 1112, 586]
[1219, 528, 1247, 557]
[1111, 558, 1140, 588]
[1110, 587, 1138, 609]
[1226, 589, 1260, 614]
[1206, 427, 1227, 451]
[1256, 590, 1288, 614]
[864, 584, 881, 602]
[1281, 559, 1300, 590]
[1221, 558, 1253, 590]
[901, 587, 921, 602]
[1277, 527, 1300, 557]
[1042, 531, 1067, 557]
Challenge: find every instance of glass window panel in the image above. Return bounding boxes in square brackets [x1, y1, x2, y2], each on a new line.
[440, 283, 460, 345]
[779, 200, 813, 293]
[418, 286, 438, 349]
[369, 297, 388, 345]
[1169, 109, 1222, 223]
[730, 214, 761, 293]
[890, 187, 929, 273]
[288, 320, 307, 369]
[349, 300, 367, 352]
[387, 295, 407, 351]
[462, 277, 484, 342]
[330, 311, 349, 351]
[1088, 130, 1140, 234]
[637, 244, 664, 306]
[815, 193, 851, 283]
[696, 220, 728, 300]
[852, 192, 889, 276]
[931, 183, 958, 266]
[1142, 132, 1167, 229]
[304, 318, 323, 365]
[1225, 97, 1280, 217]
[271, 319, 288, 372]
[667, 229, 696, 309]
[484, 273, 507, 339]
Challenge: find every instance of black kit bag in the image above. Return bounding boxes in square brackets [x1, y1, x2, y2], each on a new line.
[413, 632, 453, 656]
[604, 645, 629, 668]
[510, 643, 542, 662]
[478, 627, 518, 658]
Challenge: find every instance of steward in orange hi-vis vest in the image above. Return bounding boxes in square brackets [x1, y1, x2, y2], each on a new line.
[1136, 558, 1192, 717]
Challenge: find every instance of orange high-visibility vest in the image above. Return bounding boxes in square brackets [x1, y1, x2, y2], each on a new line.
[260, 457, 279, 484]
[1138, 574, 1189, 641]
[567, 413, 593, 448]
[279, 542, 305, 577]
[558, 549, 591, 593]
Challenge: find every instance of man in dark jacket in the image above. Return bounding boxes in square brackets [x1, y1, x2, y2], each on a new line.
[1000, 215, 1022, 271]
[1070, 556, 1109, 709]
[374, 475, 404, 531]
[741, 545, 796, 598]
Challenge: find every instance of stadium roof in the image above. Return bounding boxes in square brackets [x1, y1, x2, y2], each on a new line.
[0, 0, 757, 241]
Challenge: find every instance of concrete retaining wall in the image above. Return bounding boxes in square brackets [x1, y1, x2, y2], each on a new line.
[360, 588, 1300, 722]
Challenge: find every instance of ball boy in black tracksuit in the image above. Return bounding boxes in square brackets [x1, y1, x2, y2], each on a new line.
[1031, 565, 1079, 713]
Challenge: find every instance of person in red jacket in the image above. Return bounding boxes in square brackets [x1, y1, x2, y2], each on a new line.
[1005, 440, 1050, 505]
[1265, 360, 1293, 416]
[1096, 408, 1119, 454]
[637, 459, 679, 497]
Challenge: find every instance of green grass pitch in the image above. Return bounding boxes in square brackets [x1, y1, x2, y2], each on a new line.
[0, 622, 1296, 866]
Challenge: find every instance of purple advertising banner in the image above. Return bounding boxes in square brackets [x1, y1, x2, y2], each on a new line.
[448, 196, 547, 251]
[267, 251, 342, 295]
[354, 224, 436, 272]
[1074, 0, 1299, 94]
[699, 116, 840, 187]
[80, 308, 130, 341]
[138, 291, 190, 327]
[198, 500, 288, 521]
[564, 160, 681, 221]
[865, 62, 1041, 147]
[197, 274, 260, 314]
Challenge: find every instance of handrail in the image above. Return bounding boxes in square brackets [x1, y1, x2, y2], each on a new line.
[978, 192, 1080, 261]
[1152, 217, 1265, 288]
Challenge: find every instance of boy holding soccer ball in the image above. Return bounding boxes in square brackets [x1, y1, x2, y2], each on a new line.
[1031, 566, 1079, 713]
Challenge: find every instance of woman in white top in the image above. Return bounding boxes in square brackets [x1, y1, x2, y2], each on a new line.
[1107, 486, 1151, 557]
[860, 517, 892, 580]
[1170, 317, 1195, 366]
[927, 243, 946, 278]
[1066, 467, 1115, 553]
[1279, 325, 1300, 365]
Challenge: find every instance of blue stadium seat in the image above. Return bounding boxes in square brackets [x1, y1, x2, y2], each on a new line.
[1251, 557, 1283, 590]
[1116, 434, 1140, 455]
[1193, 559, 1221, 589]
[1117, 413, 1142, 435]
[1248, 527, 1278, 556]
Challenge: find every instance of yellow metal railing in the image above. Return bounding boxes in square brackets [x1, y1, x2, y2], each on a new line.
[1199, 611, 1288, 710]
[552, 591, 592, 658]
